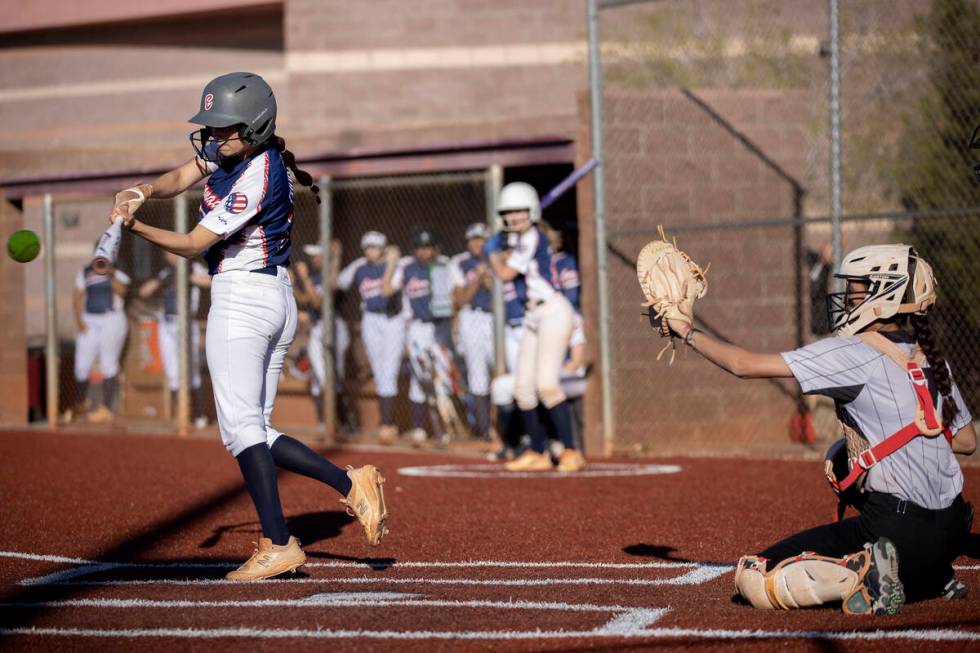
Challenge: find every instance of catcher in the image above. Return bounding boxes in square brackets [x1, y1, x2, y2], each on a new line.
[637, 234, 975, 615]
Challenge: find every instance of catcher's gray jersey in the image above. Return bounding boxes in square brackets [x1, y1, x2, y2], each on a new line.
[782, 332, 972, 510]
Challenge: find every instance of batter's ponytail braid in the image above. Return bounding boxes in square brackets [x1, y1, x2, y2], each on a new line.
[911, 313, 960, 427]
[272, 136, 321, 205]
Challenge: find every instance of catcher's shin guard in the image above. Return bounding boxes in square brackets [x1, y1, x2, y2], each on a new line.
[734, 552, 871, 612]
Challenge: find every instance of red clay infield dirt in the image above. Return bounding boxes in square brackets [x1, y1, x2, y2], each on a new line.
[0, 429, 978, 652]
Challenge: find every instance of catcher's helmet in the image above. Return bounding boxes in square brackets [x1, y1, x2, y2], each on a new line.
[189, 72, 277, 161]
[497, 182, 541, 230]
[827, 244, 936, 336]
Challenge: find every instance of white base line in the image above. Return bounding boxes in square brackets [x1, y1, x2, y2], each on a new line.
[24, 575, 724, 587]
[1, 625, 978, 642]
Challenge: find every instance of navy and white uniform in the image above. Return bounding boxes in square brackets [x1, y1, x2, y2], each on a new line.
[306, 268, 351, 398]
[196, 141, 297, 456]
[759, 330, 973, 601]
[391, 255, 450, 405]
[502, 278, 527, 375]
[507, 225, 574, 411]
[157, 261, 207, 392]
[450, 251, 494, 396]
[551, 252, 581, 311]
[338, 257, 404, 399]
[74, 266, 130, 382]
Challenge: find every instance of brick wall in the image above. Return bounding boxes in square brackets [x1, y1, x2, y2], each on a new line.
[578, 89, 811, 456]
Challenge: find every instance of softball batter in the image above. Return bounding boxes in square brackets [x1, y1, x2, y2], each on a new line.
[486, 182, 584, 472]
[108, 72, 388, 580]
[451, 223, 494, 438]
[137, 252, 210, 427]
[666, 244, 974, 614]
[337, 230, 404, 441]
[72, 259, 130, 423]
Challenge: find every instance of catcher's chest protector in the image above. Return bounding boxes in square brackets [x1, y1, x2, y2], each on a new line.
[832, 332, 953, 496]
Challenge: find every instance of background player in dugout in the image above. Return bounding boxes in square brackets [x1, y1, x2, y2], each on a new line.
[661, 244, 975, 615]
[138, 251, 211, 428]
[70, 257, 131, 423]
[105, 72, 388, 580]
[337, 231, 404, 441]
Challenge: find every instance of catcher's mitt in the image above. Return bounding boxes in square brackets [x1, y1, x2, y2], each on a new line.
[636, 225, 709, 363]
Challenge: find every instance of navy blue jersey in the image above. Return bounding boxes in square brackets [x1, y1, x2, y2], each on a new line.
[506, 225, 559, 303]
[76, 266, 130, 314]
[450, 252, 493, 312]
[338, 257, 395, 314]
[552, 252, 581, 310]
[503, 278, 527, 325]
[197, 142, 293, 275]
[394, 257, 434, 322]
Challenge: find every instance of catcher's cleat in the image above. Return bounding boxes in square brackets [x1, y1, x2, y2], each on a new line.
[504, 449, 554, 472]
[342, 465, 389, 546]
[556, 449, 586, 473]
[843, 537, 905, 616]
[226, 536, 306, 581]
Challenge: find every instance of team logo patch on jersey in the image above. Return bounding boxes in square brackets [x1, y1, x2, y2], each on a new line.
[204, 93, 214, 111]
[224, 192, 248, 214]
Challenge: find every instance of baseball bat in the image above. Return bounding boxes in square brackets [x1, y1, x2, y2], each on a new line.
[91, 217, 123, 275]
[540, 158, 597, 209]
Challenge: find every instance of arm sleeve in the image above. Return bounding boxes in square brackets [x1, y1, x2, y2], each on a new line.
[337, 259, 363, 291]
[780, 337, 879, 398]
[506, 230, 537, 274]
[75, 271, 85, 291]
[197, 151, 271, 239]
[114, 270, 131, 285]
[569, 313, 586, 348]
[389, 261, 406, 291]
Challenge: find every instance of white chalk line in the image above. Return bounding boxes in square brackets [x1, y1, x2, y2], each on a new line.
[1, 625, 978, 642]
[397, 462, 682, 479]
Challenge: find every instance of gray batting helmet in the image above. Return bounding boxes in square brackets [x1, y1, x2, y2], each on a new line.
[189, 72, 277, 159]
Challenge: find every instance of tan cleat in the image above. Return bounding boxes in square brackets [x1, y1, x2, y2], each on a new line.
[342, 465, 389, 546]
[557, 449, 586, 473]
[378, 425, 399, 445]
[87, 405, 114, 424]
[504, 449, 554, 472]
[226, 536, 306, 581]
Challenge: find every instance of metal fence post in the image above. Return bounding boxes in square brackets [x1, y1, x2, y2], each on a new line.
[588, 0, 616, 455]
[829, 0, 843, 288]
[486, 165, 505, 376]
[43, 193, 58, 430]
[318, 175, 336, 442]
[175, 194, 190, 438]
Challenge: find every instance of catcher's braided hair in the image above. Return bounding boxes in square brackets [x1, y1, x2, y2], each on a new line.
[271, 136, 321, 205]
[910, 313, 959, 427]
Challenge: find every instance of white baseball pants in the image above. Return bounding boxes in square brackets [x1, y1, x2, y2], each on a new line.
[206, 267, 297, 457]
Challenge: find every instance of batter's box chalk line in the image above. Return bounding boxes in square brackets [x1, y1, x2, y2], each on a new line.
[1, 551, 978, 642]
[396, 462, 682, 478]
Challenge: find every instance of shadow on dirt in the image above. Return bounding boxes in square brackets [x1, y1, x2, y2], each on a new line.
[199, 510, 354, 550]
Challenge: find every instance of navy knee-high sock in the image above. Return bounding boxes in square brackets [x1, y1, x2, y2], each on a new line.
[379, 396, 395, 426]
[547, 400, 576, 450]
[270, 435, 352, 496]
[520, 406, 546, 453]
[410, 401, 430, 433]
[102, 376, 119, 411]
[236, 443, 290, 545]
[473, 394, 490, 438]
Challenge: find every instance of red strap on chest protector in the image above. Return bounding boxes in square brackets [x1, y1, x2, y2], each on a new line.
[836, 362, 952, 494]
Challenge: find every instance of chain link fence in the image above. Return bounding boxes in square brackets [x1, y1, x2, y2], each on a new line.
[26, 170, 495, 442]
[592, 0, 980, 455]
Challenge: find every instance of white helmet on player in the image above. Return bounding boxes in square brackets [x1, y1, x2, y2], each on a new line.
[497, 182, 541, 232]
[828, 244, 936, 336]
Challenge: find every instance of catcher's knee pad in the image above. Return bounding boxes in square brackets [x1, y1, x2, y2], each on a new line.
[538, 385, 566, 409]
[734, 553, 864, 610]
[491, 374, 515, 406]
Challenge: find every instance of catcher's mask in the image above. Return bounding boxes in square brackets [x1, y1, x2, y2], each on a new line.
[971, 122, 980, 183]
[188, 72, 277, 163]
[497, 182, 540, 232]
[826, 244, 936, 336]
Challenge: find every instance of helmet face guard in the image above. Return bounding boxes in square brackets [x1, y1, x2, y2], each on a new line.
[826, 272, 906, 335]
[188, 126, 246, 163]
